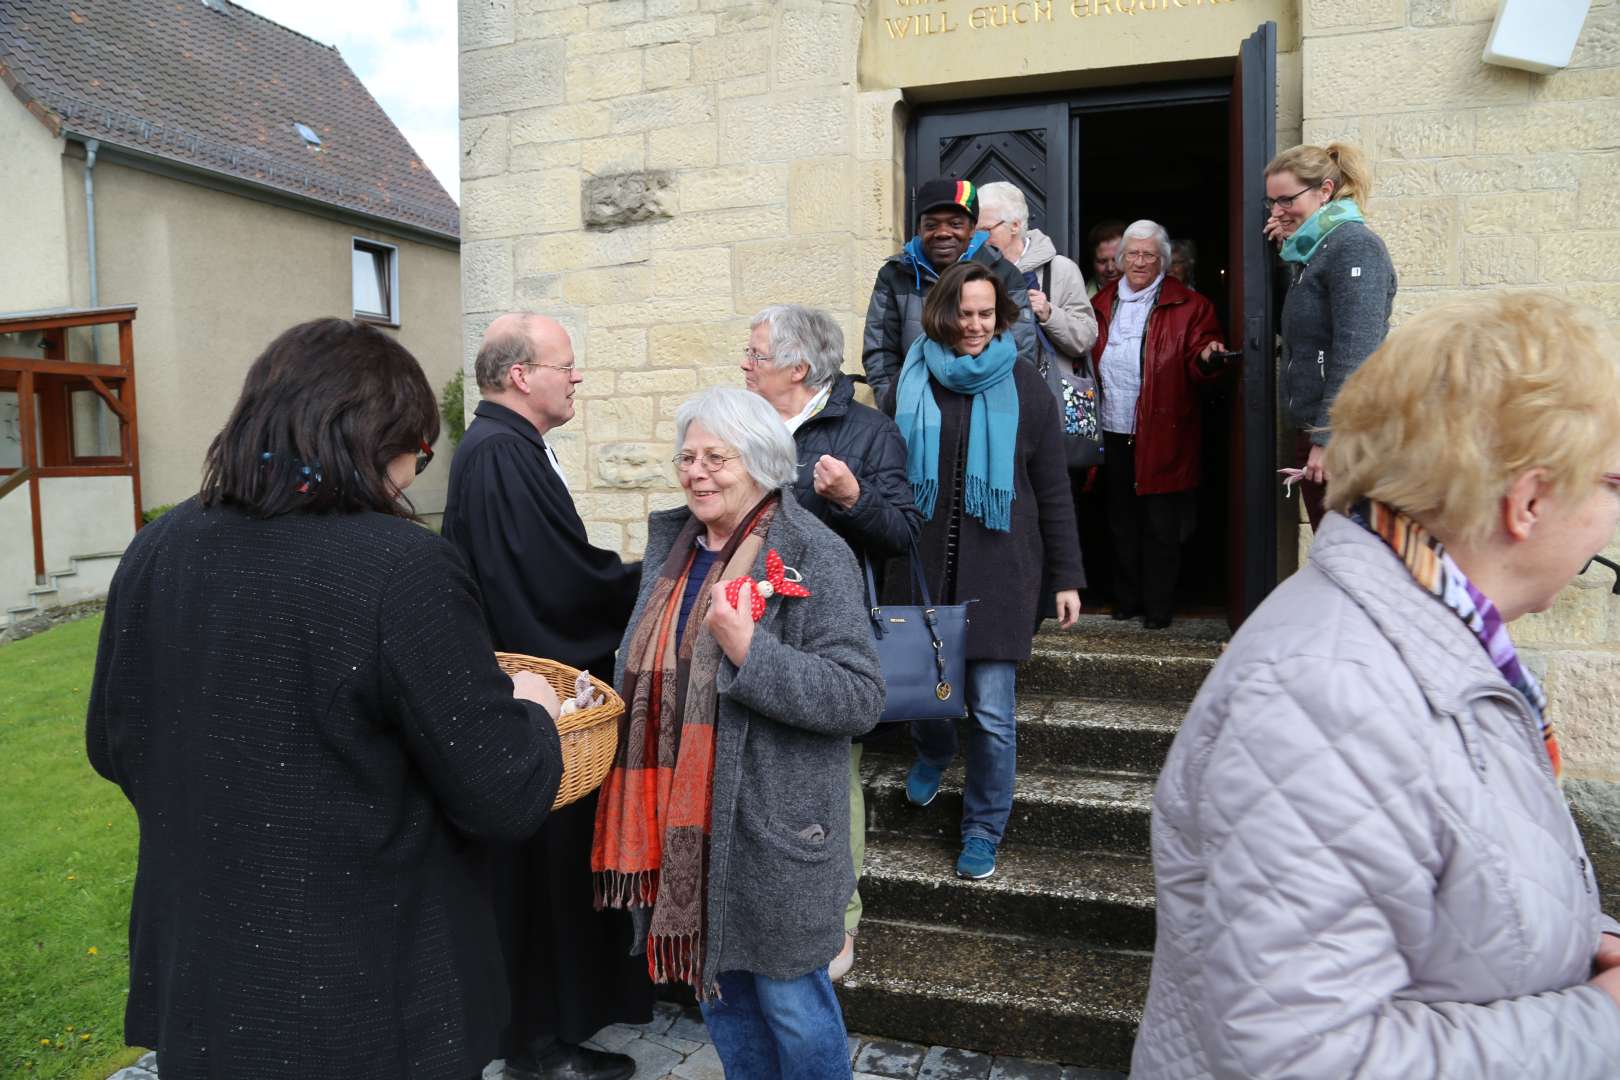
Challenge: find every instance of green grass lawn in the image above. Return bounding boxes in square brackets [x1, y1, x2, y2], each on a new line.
[1, 616, 145, 1080]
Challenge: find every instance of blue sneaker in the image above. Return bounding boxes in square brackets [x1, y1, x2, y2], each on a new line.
[905, 759, 944, 806]
[956, 837, 997, 880]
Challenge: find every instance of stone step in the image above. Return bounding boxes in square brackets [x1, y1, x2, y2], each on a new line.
[837, 919, 1151, 1071]
[863, 757, 1154, 855]
[860, 834, 1156, 951]
[1017, 695, 1181, 773]
[1018, 614, 1224, 702]
[1040, 612, 1229, 650]
[865, 695, 1183, 775]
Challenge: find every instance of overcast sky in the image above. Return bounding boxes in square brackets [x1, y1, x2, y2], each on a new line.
[234, 0, 461, 202]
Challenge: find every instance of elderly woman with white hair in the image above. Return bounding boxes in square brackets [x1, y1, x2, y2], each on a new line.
[745, 304, 920, 560]
[1090, 219, 1226, 629]
[744, 303, 919, 981]
[975, 181, 1097, 370]
[593, 385, 883, 1080]
[1132, 291, 1620, 1079]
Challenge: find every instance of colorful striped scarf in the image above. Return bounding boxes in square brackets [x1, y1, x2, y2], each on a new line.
[592, 494, 777, 992]
[1349, 499, 1560, 781]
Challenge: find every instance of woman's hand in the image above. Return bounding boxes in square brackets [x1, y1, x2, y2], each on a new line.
[1263, 214, 1289, 247]
[1055, 589, 1081, 629]
[1593, 933, 1620, 977]
[1304, 443, 1328, 486]
[1590, 936, 1620, 1008]
[707, 581, 757, 667]
[511, 671, 561, 721]
[812, 454, 861, 511]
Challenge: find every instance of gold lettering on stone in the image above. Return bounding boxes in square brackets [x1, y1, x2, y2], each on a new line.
[885, 10, 960, 37]
[970, 1, 1055, 28]
[1072, 0, 1230, 14]
[896, 0, 1234, 34]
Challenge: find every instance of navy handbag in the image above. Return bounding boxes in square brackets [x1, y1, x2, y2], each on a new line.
[864, 547, 972, 724]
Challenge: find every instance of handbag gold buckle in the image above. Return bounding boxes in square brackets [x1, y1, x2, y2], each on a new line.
[935, 682, 952, 701]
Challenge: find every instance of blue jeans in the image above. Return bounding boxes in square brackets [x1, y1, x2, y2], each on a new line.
[700, 968, 852, 1080]
[911, 660, 1018, 845]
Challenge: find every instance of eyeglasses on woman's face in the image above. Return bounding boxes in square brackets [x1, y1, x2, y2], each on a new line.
[1122, 251, 1161, 264]
[672, 449, 740, 473]
[1263, 185, 1318, 213]
[740, 346, 775, 367]
[414, 437, 434, 476]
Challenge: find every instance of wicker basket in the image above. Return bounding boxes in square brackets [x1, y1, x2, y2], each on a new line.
[495, 652, 624, 810]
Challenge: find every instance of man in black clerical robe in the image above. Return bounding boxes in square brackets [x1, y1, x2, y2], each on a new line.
[443, 313, 649, 1080]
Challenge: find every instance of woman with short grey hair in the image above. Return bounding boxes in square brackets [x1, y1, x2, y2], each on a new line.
[742, 305, 918, 562]
[1115, 219, 1174, 273]
[594, 385, 883, 1080]
[749, 305, 845, 392]
[674, 382, 800, 490]
[742, 305, 919, 980]
[1091, 218, 1227, 629]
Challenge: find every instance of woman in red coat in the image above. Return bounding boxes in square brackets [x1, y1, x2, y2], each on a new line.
[1091, 219, 1226, 629]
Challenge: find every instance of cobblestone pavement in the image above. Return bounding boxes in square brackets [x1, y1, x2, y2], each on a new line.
[106, 1002, 1129, 1080]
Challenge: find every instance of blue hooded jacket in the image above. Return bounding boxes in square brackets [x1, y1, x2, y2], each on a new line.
[860, 231, 1037, 410]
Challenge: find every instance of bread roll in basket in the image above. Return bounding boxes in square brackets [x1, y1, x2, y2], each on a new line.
[495, 652, 623, 810]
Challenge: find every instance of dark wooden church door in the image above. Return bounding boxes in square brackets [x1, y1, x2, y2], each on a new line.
[909, 103, 1071, 258]
[904, 24, 1283, 628]
[1227, 21, 1280, 626]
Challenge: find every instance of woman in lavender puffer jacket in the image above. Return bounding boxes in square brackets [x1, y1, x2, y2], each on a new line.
[1132, 292, 1620, 1079]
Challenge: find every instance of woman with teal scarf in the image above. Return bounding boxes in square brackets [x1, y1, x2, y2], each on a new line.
[1265, 141, 1397, 531]
[887, 261, 1084, 883]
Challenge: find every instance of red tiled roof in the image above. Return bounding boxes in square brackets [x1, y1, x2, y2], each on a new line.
[0, 0, 459, 239]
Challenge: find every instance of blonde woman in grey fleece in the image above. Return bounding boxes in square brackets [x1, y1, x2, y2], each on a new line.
[1266, 141, 1397, 531]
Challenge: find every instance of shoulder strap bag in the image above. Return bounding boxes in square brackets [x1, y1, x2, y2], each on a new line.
[864, 546, 972, 723]
[1036, 263, 1105, 470]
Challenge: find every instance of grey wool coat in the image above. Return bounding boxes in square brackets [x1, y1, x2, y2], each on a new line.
[616, 491, 885, 986]
[1279, 218, 1397, 445]
[1131, 514, 1620, 1079]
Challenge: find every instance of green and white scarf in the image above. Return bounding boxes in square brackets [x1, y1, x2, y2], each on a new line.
[1281, 199, 1364, 265]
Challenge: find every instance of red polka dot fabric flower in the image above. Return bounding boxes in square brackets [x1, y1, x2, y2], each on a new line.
[724, 549, 811, 621]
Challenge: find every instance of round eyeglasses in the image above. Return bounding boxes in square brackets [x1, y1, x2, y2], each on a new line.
[673, 450, 740, 473]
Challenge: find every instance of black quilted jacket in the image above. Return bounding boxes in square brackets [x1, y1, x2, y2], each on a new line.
[789, 374, 921, 562]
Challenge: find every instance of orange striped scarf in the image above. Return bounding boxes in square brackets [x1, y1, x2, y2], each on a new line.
[592, 495, 776, 991]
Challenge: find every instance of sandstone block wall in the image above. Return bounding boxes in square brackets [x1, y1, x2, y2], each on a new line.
[459, 0, 902, 557]
[1302, 1, 1620, 778]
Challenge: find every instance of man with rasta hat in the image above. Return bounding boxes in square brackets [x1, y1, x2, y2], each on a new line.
[861, 178, 1037, 409]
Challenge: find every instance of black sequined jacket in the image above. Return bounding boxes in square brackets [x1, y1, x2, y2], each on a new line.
[87, 498, 562, 1080]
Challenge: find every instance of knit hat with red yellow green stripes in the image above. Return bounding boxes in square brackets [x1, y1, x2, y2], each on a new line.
[915, 177, 978, 222]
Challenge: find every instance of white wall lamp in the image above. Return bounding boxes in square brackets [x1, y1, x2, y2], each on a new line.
[1483, 0, 1591, 74]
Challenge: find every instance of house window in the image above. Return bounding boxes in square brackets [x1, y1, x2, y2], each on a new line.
[352, 239, 399, 325]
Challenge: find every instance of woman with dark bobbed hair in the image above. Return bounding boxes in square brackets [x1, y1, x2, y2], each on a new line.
[888, 261, 1084, 883]
[87, 318, 565, 1080]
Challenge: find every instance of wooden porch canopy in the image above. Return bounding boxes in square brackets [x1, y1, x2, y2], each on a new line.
[0, 305, 142, 580]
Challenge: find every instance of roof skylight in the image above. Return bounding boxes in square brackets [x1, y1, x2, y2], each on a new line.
[292, 122, 322, 148]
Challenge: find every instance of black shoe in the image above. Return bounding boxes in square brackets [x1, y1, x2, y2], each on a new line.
[1142, 615, 1172, 630]
[506, 1042, 635, 1080]
[1110, 606, 1140, 621]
